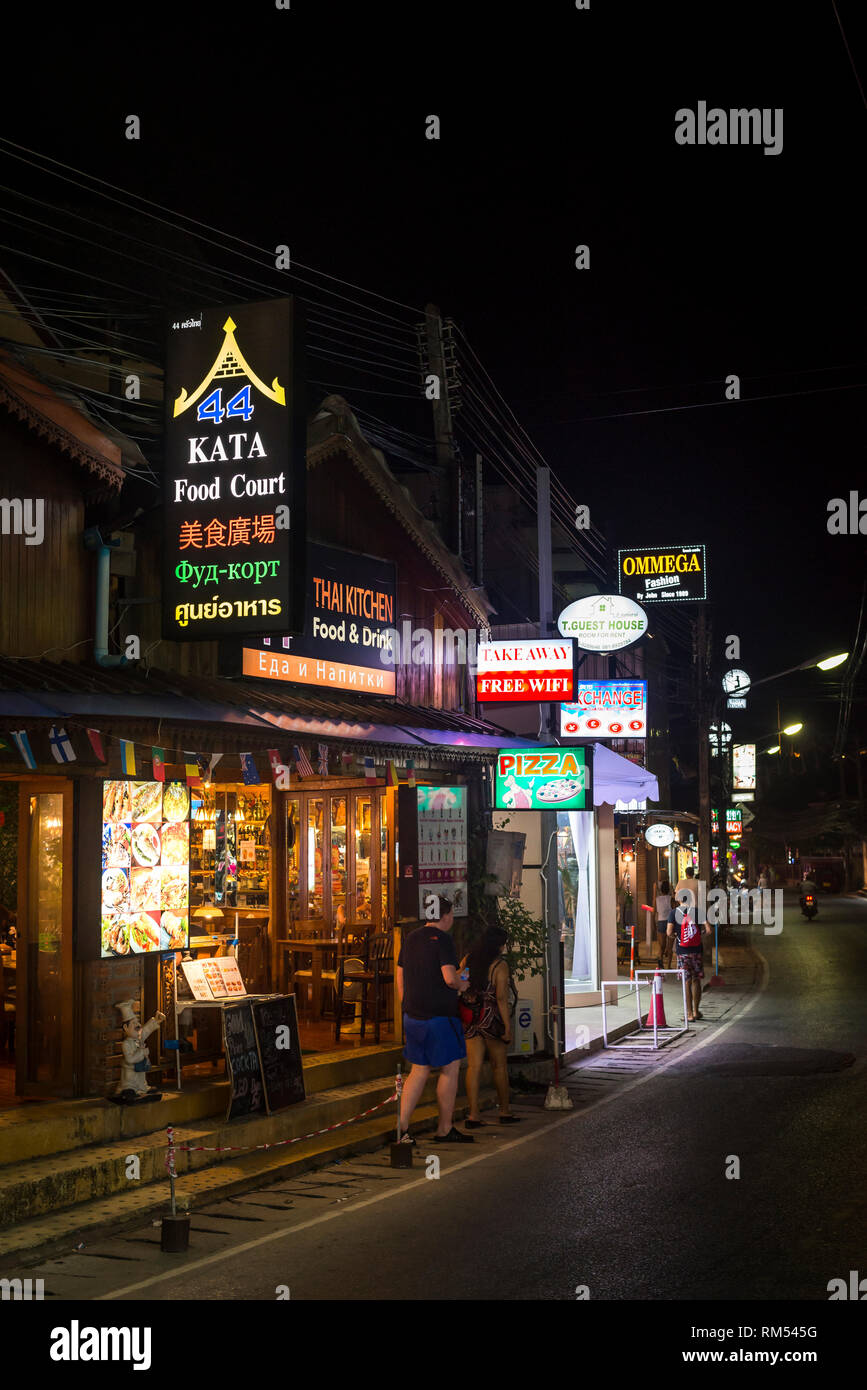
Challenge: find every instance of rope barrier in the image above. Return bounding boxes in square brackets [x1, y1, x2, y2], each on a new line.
[168, 1088, 399, 1157]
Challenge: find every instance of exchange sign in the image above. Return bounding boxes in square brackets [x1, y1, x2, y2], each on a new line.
[163, 298, 305, 640]
[557, 594, 648, 652]
[560, 681, 647, 739]
[494, 747, 591, 811]
[476, 639, 574, 702]
[617, 544, 707, 603]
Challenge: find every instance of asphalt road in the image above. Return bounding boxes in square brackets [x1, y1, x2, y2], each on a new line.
[23, 893, 867, 1302]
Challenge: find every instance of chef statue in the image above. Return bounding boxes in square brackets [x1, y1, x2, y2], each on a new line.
[114, 999, 166, 1104]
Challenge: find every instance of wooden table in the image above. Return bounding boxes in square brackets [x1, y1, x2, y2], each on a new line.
[277, 938, 338, 1017]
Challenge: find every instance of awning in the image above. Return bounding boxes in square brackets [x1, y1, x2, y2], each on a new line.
[593, 743, 659, 807]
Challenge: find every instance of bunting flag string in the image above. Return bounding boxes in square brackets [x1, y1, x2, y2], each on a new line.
[49, 726, 76, 764]
[293, 745, 315, 778]
[0, 719, 425, 784]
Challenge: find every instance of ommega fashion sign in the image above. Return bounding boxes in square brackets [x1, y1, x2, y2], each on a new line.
[617, 544, 707, 603]
[163, 298, 305, 640]
[560, 681, 647, 739]
[240, 543, 397, 695]
[557, 595, 647, 652]
[494, 747, 591, 811]
[476, 639, 574, 703]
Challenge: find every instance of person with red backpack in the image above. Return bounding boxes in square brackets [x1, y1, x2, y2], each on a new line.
[666, 904, 712, 1021]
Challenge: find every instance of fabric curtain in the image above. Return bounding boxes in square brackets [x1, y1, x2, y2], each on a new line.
[568, 811, 593, 980]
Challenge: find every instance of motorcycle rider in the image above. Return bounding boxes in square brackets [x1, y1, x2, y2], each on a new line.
[800, 873, 818, 914]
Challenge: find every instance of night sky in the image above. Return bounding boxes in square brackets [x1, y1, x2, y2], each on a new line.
[3, 1, 865, 751]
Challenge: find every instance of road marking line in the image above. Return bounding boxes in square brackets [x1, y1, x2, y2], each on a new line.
[99, 960, 770, 1300]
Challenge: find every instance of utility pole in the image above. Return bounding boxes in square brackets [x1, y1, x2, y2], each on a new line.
[696, 610, 711, 894]
[424, 304, 460, 555]
[537, 464, 554, 740]
[474, 453, 484, 585]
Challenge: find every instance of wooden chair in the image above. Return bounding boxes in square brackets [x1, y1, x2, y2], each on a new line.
[288, 918, 327, 1015]
[334, 933, 394, 1044]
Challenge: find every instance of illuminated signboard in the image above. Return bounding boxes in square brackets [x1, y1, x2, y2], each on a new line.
[476, 639, 574, 703]
[711, 808, 720, 837]
[726, 807, 743, 836]
[645, 823, 675, 847]
[557, 595, 647, 652]
[560, 681, 647, 739]
[163, 298, 305, 640]
[101, 780, 190, 957]
[733, 743, 757, 791]
[241, 543, 396, 695]
[494, 747, 591, 811]
[617, 544, 707, 603]
[416, 785, 468, 917]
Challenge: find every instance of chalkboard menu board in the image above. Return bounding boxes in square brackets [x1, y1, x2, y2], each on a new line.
[223, 996, 305, 1120]
[253, 996, 306, 1110]
[223, 1003, 266, 1120]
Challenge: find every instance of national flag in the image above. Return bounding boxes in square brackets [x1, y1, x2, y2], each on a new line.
[196, 755, 210, 784]
[208, 753, 223, 779]
[385, 759, 399, 787]
[240, 752, 261, 785]
[341, 750, 355, 769]
[119, 740, 136, 776]
[363, 755, 376, 782]
[49, 726, 76, 764]
[406, 756, 416, 787]
[293, 745, 315, 778]
[184, 752, 202, 787]
[317, 742, 329, 776]
[87, 729, 106, 763]
[11, 731, 36, 770]
[267, 749, 281, 782]
[151, 747, 166, 782]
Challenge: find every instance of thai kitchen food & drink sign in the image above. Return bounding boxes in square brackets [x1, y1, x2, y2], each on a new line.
[101, 780, 191, 957]
[163, 297, 305, 640]
[494, 747, 591, 811]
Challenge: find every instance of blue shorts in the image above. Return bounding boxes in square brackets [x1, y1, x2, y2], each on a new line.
[403, 1014, 466, 1068]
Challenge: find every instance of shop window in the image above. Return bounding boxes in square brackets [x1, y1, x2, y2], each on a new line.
[331, 796, 347, 926]
[380, 794, 389, 927]
[27, 793, 63, 1083]
[354, 793, 373, 925]
[307, 799, 324, 918]
[287, 797, 300, 921]
[558, 810, 598, 992]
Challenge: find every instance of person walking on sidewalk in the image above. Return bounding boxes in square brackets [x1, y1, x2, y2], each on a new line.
[674, 865, 698, 914]
[396, 895, 475, 1146]
[460, 927, 520, 1128]
[667, 903, 712, 1021]
[655, 879, 674, 969]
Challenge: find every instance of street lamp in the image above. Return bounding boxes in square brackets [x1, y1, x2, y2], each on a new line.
[750, 651, 848, 689]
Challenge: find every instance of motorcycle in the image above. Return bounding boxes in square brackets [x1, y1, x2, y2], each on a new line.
[800, 892, 818, 920]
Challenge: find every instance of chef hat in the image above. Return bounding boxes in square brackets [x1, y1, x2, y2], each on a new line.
[115, 999, 139, 1024]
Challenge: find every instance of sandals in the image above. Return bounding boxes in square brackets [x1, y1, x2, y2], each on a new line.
[464, 1118, 487, 1128]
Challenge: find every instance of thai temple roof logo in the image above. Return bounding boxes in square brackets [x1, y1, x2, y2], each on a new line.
[173, 316, 286, 417]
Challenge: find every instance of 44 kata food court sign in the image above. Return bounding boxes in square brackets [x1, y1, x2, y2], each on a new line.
[494, 747, 591, 811]
[163, 298, 305, 640]
[617, 544, 708, 604]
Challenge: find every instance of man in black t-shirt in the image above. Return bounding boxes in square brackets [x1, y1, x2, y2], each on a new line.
[396, 895, 474, 1145]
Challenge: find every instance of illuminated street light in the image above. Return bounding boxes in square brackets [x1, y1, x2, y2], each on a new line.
[816, 652, 848, 671]
[764, 745, 781, 755]
[782, 722, 803, 736]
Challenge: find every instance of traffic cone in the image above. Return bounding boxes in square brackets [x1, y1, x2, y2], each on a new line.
[645, 969, 667, 1027]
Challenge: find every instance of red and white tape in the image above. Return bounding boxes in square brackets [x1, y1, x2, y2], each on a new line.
[171, 1090, 399, 1156]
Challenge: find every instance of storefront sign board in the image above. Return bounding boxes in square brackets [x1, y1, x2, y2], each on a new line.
[163, 297, 305, 640]
[733, 743, 757, 790]
[557, 595, 647, 651]
[560, 681, 647, 738]
[494, 747, 591, 811]
[100, 779, 190, 958]
[476, 639, 573, 702]
[617, 544, 707, 603]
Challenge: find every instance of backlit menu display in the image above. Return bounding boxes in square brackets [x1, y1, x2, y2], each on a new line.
[101, 780, 190, 957]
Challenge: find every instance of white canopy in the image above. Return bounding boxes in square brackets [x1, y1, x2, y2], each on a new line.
[592, 743, 659, 807]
